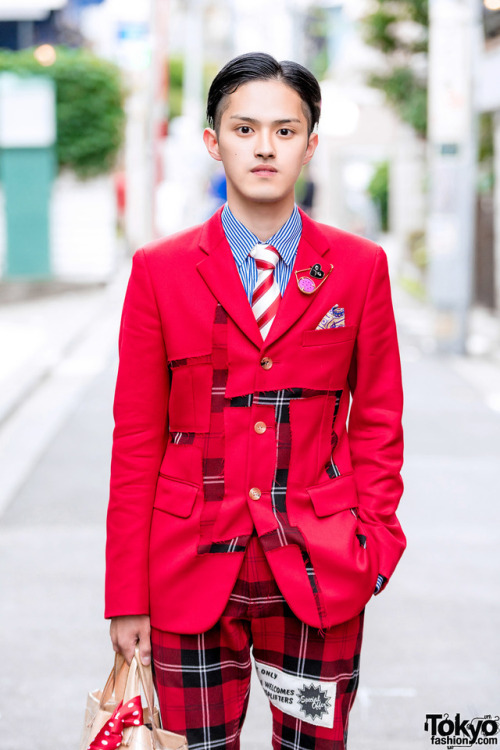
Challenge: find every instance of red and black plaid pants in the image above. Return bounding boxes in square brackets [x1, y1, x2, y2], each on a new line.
[152, 534, 364, 750]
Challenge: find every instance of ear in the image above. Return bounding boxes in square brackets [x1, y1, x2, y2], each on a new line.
[203, 128, 222, 162]
[302, 132, 318, 166]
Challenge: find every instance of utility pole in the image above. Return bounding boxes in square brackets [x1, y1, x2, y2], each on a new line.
[182, 0, 204, 127]
[147, 0, 170, 239]
[427, 0, 481, 353]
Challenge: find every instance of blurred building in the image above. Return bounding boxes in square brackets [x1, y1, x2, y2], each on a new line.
[477, 2, 500, 313]
[0, 0, 121, 284]
[0, 0, 107, 50]
[0, 1, 69, 50]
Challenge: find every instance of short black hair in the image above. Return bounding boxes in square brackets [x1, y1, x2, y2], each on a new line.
[206, 52, 321, 136]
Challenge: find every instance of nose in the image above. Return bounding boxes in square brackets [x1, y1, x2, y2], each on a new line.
[255, 129, 275, 159]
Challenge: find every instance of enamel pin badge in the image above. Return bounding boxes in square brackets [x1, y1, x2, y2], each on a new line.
[295, 263, 333, 295]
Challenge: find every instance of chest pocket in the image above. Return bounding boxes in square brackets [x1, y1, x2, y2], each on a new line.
[299, 325, 357, 390]
[302, 325, 357, 347]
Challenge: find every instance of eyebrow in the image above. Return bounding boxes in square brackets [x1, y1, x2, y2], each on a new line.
[229, 115, 302, 125]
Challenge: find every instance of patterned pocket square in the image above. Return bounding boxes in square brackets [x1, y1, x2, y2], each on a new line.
[316, 305, 345, 329]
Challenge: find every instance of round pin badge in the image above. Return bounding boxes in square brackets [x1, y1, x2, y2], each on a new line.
[298, 277, 316, 293]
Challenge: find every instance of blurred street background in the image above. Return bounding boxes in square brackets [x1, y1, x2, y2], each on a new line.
[0, 0, 499, 748]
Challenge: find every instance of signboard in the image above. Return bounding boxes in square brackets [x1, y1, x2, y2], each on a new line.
[0, 74, 56, 148]
[0, 0, 67, 19]
[428, 4, 472, 144]
[476, 44, 500, 111]
[116, 22, 151, 72]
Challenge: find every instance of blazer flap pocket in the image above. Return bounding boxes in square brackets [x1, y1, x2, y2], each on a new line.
[307, 473, 358, 517]
[302, 325, 357, 347]
[155, 475, 199, 518]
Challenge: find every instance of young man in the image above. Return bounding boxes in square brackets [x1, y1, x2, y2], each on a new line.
[106, 52, 405, 750]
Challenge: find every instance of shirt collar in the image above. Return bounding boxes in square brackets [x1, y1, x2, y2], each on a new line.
[221, 203, 302, 267]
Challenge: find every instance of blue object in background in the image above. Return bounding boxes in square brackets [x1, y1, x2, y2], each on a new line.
[210, 172, 227, 204]
[71, 0, 106, 6]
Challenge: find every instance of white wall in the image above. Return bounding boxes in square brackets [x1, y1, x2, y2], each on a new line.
[50, 173, 118, 281]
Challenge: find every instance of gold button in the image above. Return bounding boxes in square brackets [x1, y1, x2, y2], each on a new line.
[249, 487, 262, 501]
[261, 357, 273, 370]
[254, 421, 267, 434]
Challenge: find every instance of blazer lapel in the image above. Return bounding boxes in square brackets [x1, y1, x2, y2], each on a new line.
[196, 209, 262, 348]
[196, 208, 334, 351]
[264, 210, 334, 348]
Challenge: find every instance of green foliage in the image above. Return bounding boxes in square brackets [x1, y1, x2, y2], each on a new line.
[364, 0, 428, 50]
[0, 47, 126, 178]
[477, 112, 495, 195]
[203, 60, 221, 123]
[361, 0, 428, 137]
[168, 56, 183, 120]
[479, 112, 494, 164]
[304, 6, 330, 81]
[367, 161, 389, 231]
[168, 56, 221, 125]
[408, 229, 428, 269]
[369, 68, 427, 136]
[363, 8, 399, 54]
[400, 274, 427, 300]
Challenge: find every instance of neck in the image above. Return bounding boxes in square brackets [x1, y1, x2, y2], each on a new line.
[226, 192, 295, 242]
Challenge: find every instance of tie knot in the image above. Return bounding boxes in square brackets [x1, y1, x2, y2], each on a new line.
[250, 244, 280, 269]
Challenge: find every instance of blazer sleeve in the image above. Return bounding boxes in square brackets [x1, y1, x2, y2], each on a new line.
[348, 246, 405, 588]
[105, 249, 170, 618]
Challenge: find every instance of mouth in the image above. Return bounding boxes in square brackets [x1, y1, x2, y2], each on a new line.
[251, 166, 278, 176]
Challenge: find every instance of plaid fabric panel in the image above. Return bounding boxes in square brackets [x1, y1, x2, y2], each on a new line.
[170, 354, 212, 368]
[171, 432, 195, 445]
[152, 624, 252, 750]
[196, 304, 252, 554]
[349, 509, 368, 552]
[151, 535, 363, 750]
[325, 390, 342, 479]
[265, 606, 364, 750]
[198, 305, 237, 554]
[254, 388, 337, 628]
[355, 533, 367, 549]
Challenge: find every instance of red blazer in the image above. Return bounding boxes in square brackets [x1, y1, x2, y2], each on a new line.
[105, 207, 405, 633]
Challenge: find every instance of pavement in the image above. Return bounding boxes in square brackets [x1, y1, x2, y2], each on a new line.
[0, 248, 499, 750]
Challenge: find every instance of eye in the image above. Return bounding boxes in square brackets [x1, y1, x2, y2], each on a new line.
[238, 125, 252, 134]
[278, 128, 292, 136]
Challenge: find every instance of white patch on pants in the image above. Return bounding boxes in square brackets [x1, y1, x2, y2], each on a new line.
[254, 660, 336, 729]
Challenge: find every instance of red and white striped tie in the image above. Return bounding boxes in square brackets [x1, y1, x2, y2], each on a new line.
[250, 244, 281, 340]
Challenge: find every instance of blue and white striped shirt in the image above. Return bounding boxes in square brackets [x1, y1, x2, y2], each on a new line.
[221, 203, 302, 304]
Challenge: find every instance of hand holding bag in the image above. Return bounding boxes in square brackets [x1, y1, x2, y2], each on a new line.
[80, 649, 188, 750]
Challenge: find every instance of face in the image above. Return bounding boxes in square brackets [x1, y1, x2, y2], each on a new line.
[203, 79, 318, 210]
